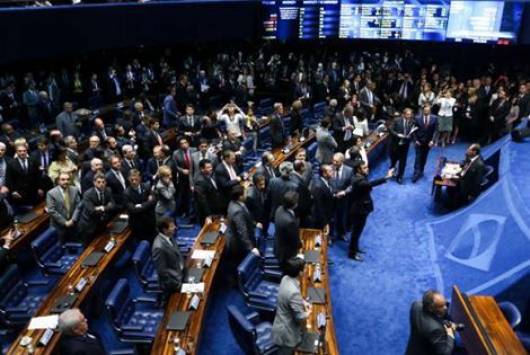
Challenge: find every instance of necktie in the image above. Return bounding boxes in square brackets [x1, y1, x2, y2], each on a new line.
[129, 160, 135, 169]
[424, 115, 429, 127]
[228, 164, 237, 180]
[188, 116, 193, 127]
[136, 186, 142, 195]
[0, 159, 4, 182]
[335, 168, 340, 181]
[210, 177, 217, 189]
[156, 132, 162, 146]
[116, 171, 126, 189]
[184, 150, 190, 168]
[63, 188, 70, 218]
[21, 159, 27, 172]
[98, 191, 104, 205]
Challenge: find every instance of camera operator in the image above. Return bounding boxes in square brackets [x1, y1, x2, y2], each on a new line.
[406, 289, 459, 355]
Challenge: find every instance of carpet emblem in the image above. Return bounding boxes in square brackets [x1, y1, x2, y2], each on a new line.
[444, 213, 506, 272]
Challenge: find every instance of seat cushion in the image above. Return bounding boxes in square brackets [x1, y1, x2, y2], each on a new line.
[124, 310, 164, 338]
[255, 321, 275, 354]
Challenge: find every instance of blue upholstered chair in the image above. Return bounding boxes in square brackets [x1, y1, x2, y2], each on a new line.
[31, 228, 83, 276]
[313, 101, 327, 121]
[237, 253, 279, 313]
[498, 301, 522, 329]
[258, 126, 271, 150]
[105, 279, 163, 343]
[255, 229, 280, 271]
[257, 98, 273, 117]
[0, 265, 50, 326]
[307, 141, 318, 162]
[131, 241, 160, 293]
[227, 305, 277, 355]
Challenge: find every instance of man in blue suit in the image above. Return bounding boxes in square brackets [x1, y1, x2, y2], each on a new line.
[412, 105, 438, 183]
[331, 152, 353, 242]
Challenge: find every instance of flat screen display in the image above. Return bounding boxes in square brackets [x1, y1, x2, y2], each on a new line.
[262, 0, 524, 44]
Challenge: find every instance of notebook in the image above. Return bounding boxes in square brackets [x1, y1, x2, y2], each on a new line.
[81, 252, 105, 267]
[296, 331, 320, 354]
[51, 294, 78, 313]
[306, 287, 326, 304]
[110, 221, 128, 234]
[200, 232, 218, 246]
[18, 212, 39, 224]
[166, 311, 192, 331]
[187, 268, 205, 283]
[304, 250, 320, 264]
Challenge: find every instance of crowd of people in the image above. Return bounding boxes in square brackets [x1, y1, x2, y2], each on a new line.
[0, 43, 528, 354]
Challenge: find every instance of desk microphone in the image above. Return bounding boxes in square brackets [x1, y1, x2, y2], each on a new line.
[306, 272, 330, 355]
[443, 319, 465, 331]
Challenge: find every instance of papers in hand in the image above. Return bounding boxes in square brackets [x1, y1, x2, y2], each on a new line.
[353, 128, 364, 137]
[191, 250, 216, 260]
[296, 253, 305, 260]
[28, 315, 59, 330]
[181, 283, 205, 293]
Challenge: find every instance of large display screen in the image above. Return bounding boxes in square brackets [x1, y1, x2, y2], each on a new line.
[262, 0, 524, 44]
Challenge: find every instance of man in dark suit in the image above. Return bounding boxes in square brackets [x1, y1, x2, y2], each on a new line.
[78, 173, 115, 244]
[267, 162, 300, 221]
[215, 150, 242, 211]
[81, 158, 104, 194]
[331, 153, 353, 242]
[178, 104, 202, 144]
[31, 137, 54, 194]
[120, 144, 142, 179]
[332, 105, 356, 153]
[194, 159, 224, 226]
[58, 309, 106, 355]
[349, 161, 393, 261]
[105, 156, 127, 209]
[270, 103, 287, 149]
[142, 117, 163, 160]
[256, 152, 278, 184]
[82, 136, 103, 163]
[92, 118, 111, 146]
[124, 169, 157, 242]
[173, 137, 196, 218]
[455, 143, 486, 206]
[246, 174, 270, 232]
[190, 138, 218, 185]
[6, 143, 43, 207]
[274, 191, 301, 272]
[46, 172, 82, 243]
[310, 164, 335, 236]
[389, 108, 415, 184]
[405, 290, 456, 355]
[227, 185, 260, 268]
[413, 105, 438, 183]
[152, 217, 187, 307]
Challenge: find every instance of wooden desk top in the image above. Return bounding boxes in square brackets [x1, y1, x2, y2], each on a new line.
[4, 202, 50, 255]
[433, 157, 459, 188]
[7, 219, 131, 355]
[467, 295, 527, 355]
[151, 220, 226, 355]
[365, 132, 389, 156]
[298, 229, 339, 355]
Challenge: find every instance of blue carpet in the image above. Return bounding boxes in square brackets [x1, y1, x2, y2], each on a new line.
[200, 136, 530, 355]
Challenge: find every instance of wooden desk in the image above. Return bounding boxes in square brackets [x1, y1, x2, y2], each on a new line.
[450, 285, 526, 355]
[297, 229, 339, 355]
[432, 157, 459, 201]
[7, 219, 131, 355]
[3, 202, 50, 254]
[151, 220, 226, 355]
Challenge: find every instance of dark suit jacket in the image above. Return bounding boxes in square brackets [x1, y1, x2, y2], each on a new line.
[414, 114, 438, 144]
[405, 301, 455, 355]
[124, 183, 157, 240]
[245, 185, 269, 226]
[227, 200, 256, 264]
[270, 114, 286, 149]
[309, 178, 335, 229]
[82, 147, 102, 162]
[142, 129, 163, 158]
[152, 233, 186, 293]
[121, 158, 142, 179]
[267, 176, 300, 220]
[459, 157, 486, 200]
[6, 157, 42, 206]
[178, 115, 202, 135]
[78, 187, 115, 240]
[105, 169, 127, 207]
[350, 174, 387, 215]
[215, 162, 240, 208]
[60, 334, 106, 355]
[194, 172, 224, 224]
[0, 247, 10, 273]
[222, 139, 242, 154]
[332, 113, 355, 148]
[389, 117, 415, 151]
[273, 206, 301, 266]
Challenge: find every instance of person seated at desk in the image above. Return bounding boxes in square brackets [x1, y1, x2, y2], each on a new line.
[152, 216, 186, 308]
[272, 257, 312, 355]
[405, 290, 456, 355]
[58, 308, 106, 355]
[450, 143, 486, 207]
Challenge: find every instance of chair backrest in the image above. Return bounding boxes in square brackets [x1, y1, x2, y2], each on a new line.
[31, 228, 61, 268]
[498, 301, 522, 329]
[237, 253, 262, 296]
[259, 126, 271, 144]
[0, 265, 26, 309]
[227, 305, 257, 355]
[307, 142, 318, 162]
[105, 279, 134, 331]
[242, 137, 255, 152]
[313, 101, 327, 116]
[132, 241, 156, 286]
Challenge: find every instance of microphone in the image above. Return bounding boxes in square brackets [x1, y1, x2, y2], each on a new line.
[443, 319, 465, 331]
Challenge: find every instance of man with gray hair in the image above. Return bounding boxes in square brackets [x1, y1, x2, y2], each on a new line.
[55, 102, 79, 138]
[58, 309, 105, 355]
[267, 161, 300, 220]
[270, 102, 286, 149]
[64, 135, 79, 165]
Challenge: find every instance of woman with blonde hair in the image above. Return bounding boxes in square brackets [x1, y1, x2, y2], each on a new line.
[154, 165, 176, 218]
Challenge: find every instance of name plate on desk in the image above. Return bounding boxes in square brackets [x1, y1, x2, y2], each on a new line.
[317, 311, 327, 329]
[104, 241, 115, 253]
[191, 250, 216, 260]
[200, 232, 218, 246]
[181, 283, 205, 294]
[75, 277, 88, 293]
[314, 235, 322, 247]
[203, 255, 213, 268]
[188, 294, 201, 311]
[312, 268, 322, 283]
[219, 223, 227, 234]
[38, 328, 54, 346]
